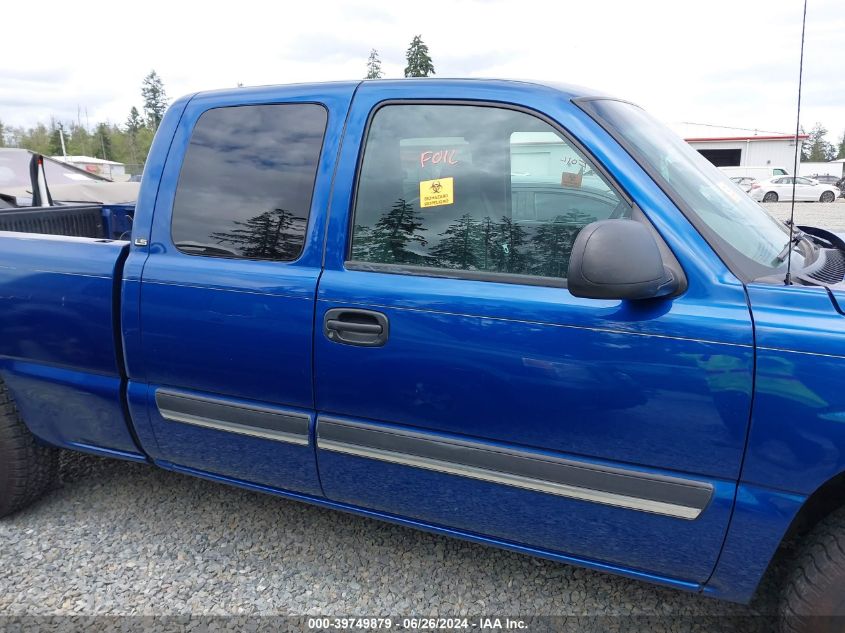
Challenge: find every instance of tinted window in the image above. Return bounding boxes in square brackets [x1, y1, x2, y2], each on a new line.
[171, 104, 327, 260]
[349, 105, 630, 281]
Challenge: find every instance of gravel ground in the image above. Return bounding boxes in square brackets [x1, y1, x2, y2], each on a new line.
[764, 199, 845, 231]
[1, 453, 783, 632]
[6, 203, 840, 631]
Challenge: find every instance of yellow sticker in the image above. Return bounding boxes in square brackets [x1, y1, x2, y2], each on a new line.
[419, 177, 454, 208]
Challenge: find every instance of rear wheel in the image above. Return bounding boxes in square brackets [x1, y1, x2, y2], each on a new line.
[0, 379, 58, 518]
[763, 192, 779, 203]
[820, 191, 836, 203]
[780, 506, 845, 633]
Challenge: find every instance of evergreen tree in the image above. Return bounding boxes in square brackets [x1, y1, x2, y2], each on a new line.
[125, 107, 144, 135]
[210, 208, 306, 260]
[837, 130, 845, 160]
[431, 214, 482, 269]
[802, 123, 835, 162]
[0, 119, 5, 148]
[364, 198, 428, 263]
[365, 49, 384, 79]
[93, 123, 112, 160]
[125, 106, 144, 166]
[141, 70, 169, 130]
[404, 35, 435, 78]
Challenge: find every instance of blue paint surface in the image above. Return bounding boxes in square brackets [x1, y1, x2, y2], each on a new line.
[0, 234, 126, 376]
[4, 79, 845, 604]
[741, 284, 845, 493]
[160, 459, 703, 595]
[0, 359, 140, 454]
[705, 483, 806, 603]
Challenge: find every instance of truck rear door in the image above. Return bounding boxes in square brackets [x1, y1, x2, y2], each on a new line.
[312, 80, 754, 584]
[129, 83, 357, 495]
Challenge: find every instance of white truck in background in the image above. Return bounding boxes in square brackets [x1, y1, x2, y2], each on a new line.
[718, 165, 790, 180]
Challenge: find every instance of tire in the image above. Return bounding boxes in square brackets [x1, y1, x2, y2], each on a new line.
[763, 192, 779, 203]
[780, 506, 845, 633]
[0, 379, 58, 518]
[820, 191, 836, 203]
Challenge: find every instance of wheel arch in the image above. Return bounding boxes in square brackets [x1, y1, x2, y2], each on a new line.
[745, 471, 845, 604]
[780, 469, 845, 546]
[703, 472, 845, 605]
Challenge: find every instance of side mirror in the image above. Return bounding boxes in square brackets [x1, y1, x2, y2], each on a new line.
[567, 220, 678, 300]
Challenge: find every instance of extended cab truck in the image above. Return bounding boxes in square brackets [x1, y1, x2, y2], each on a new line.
[2, 80, 845, 630]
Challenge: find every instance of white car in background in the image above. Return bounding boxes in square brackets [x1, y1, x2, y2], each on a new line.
[750, 175, 839, 203]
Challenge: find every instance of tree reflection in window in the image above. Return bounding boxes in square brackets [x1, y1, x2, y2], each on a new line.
[351, 198, 429, 265]
[351, 198, 597, 279]
[210, 207, 306, 261]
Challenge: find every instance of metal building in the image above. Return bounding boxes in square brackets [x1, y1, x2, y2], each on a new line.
[672, 123, 807, 170]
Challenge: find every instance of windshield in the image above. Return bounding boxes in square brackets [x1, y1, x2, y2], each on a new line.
[581, 99, 805, 279]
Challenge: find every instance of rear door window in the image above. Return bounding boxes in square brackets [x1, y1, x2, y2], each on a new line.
[171, 103, 327, 261]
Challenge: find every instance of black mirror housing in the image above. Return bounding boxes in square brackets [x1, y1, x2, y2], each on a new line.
[567, 220, 677, 300]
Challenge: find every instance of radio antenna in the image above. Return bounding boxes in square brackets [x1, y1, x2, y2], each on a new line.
[785, 0, 808, 285]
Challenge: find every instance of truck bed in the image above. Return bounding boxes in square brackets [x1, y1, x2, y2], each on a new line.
[0, 203, 134, 240]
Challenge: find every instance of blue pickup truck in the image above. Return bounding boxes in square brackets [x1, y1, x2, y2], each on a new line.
[2, 79, 844, 630]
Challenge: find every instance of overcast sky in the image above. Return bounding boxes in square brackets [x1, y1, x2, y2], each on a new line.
[1, 0, 842, 144]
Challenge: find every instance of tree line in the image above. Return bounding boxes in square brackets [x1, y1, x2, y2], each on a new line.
[4, 45, 841, 172]
[803, 123, 845, 162]
[0, 33, 435, 171]
[0, 70, 169, 173]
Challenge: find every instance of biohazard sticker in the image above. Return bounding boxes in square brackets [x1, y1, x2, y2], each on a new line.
[419, 177, 454, 208]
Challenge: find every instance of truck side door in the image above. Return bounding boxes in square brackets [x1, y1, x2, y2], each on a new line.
[130, 84, 356, 494]
[313, 81, 754, 584]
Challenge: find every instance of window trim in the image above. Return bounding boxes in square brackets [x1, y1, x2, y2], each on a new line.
[344, 99, 639, 289]
[169, 101, 329, 263]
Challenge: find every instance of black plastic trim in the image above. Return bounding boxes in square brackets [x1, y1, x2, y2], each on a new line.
[156, 389, 311, 445]
[345, 260, 570, 288]
[323, 308, 389, 346]
[317, 416, 713, 519]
